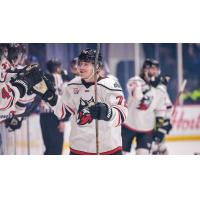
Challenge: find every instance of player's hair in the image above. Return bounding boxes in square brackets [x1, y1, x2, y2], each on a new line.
[46, 59, 62, 73]
[0, 44, 9, 60]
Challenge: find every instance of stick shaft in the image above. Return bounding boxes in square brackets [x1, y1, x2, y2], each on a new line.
[172, 79, 187, 116]
[94, 44, 100, 154]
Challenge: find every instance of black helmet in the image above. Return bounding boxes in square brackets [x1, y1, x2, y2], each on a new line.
[78, 48, 102, 65]
[142, 58, 159, 69]
[7, 43, 25, 63]
[140, 58, 160, 82]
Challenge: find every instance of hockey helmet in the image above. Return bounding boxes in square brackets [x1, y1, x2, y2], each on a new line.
[140, 58, 161, 82]
[142, 58, 159, 69]
[7, 43, 25, 64]
[78, 48, 102, 66]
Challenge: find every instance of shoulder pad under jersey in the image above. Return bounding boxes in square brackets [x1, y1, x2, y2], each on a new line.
[67, 76, 82, 86]
[157, 84, 167, 93]
[128, 76, 145, 86]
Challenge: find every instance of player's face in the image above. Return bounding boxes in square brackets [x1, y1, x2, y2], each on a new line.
[56, 66, 62, 74]
[18, 53, 27, 66]
[12, 53, 23, 66]
[148, 66, 160, 78]
[78, 61, 94, 80]
[2, 47, 8, 58]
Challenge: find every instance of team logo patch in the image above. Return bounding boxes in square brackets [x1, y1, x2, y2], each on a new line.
[114, 82, 120, 88]
[137, 95, 153, 110]
[77, 97, 94, 125]
[73, 88, 79, 94]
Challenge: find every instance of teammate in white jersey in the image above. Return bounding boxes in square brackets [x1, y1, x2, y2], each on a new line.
[0, 44, 43, 123]
[0, 44, 44, 154]
[2, 44, 36, 131]
[29, 48, 128, 155]
[122, 59, 167, 155]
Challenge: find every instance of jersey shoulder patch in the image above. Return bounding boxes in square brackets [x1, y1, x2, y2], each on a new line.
[98, 77, 122, 91]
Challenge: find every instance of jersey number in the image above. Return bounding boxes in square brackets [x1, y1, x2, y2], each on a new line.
[116, 96, 127, 107]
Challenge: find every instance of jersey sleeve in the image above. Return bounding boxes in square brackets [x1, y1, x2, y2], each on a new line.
[15, 94, 36, 115]
[154, 89, 167, 118]
[51, 84, 75, 119]
[157, 84, 173, 119]
[103, 80, 128, 127]
[0, 82, 20, 112]
[127, 78, 143, 101]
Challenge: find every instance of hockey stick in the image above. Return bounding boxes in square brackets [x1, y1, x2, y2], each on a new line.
[171, 79, 187, 116]
[94, 44, 101, 154]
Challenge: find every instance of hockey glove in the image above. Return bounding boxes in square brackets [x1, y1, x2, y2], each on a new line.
[153, 117, 165, 143]
[10, 64, 43, 98]
[89, 103, 112, 121]
[153, 118, 172, 143]
[5, 116, 23, 132]
[32, 74, 58, 106]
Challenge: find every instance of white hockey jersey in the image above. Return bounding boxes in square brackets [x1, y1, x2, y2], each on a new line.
[51, 76, 128, 154]
[0, 82, 21, 122]
[123, 76, 166, 132]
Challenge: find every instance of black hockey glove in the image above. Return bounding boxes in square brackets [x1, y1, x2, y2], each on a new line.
[10, 64, 43, 98]
[89, 103, 112, 121]
[153, 118, 172, 143]
[5, 116, 23, 132]
[32, 74, 58, 106]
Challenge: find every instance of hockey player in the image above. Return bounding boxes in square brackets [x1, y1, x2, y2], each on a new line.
[121, 59, 166, 155]
[150, 75, 173, 154]
[0, 44, 43, 122]
[29, 48, 128, 155]
[3, 44, 36, 131]
[0, 65, 46, 154]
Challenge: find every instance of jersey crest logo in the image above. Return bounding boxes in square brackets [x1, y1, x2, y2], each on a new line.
[73, 88, 79, 94]
[77, 97, 94, 125]
[137, 95, 153, 110]
[114, 82, 120, 88]
[2, 87, 11, 99]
